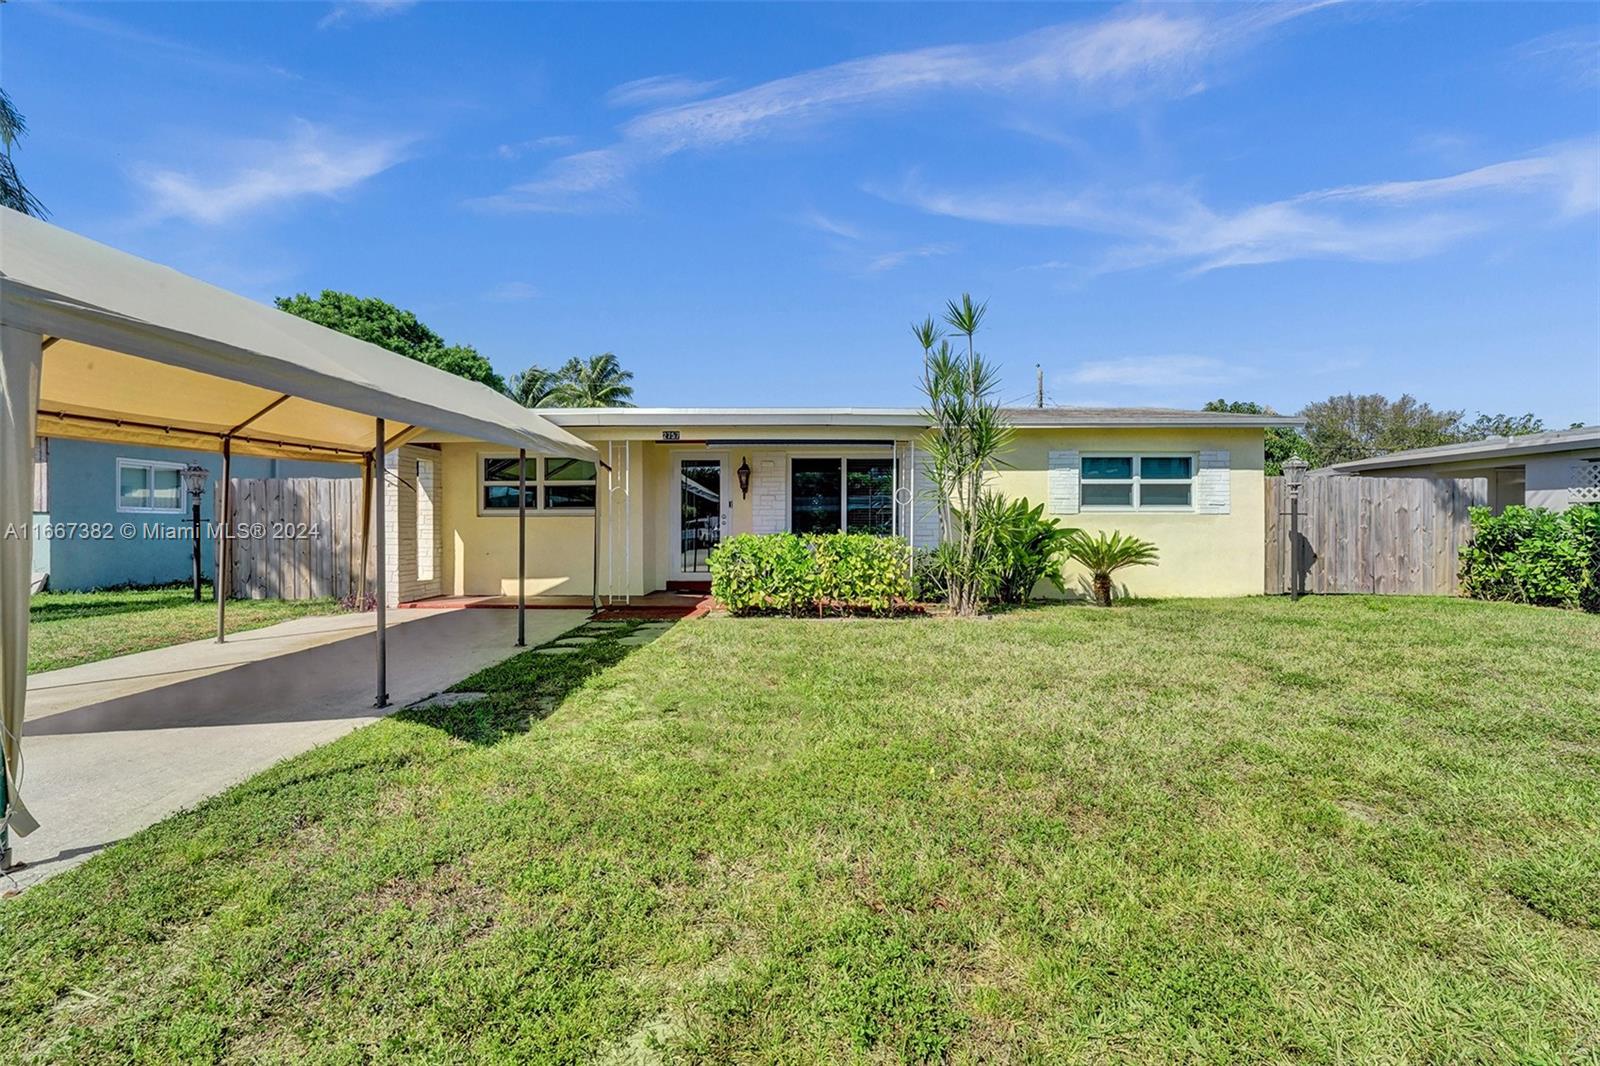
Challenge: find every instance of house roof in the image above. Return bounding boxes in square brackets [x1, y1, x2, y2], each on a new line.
[541, 406, 1305, 430]
[1324, 425, 1600, 473]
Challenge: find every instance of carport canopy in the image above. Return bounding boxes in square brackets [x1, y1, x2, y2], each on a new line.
[1, 206, 596, 847]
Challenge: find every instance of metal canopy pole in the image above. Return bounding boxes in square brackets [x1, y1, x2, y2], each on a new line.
[624, 441, 631, 605]
[373, 419, 388, 708]
[516, 448, 527, 647]
[591, 485, 601, 615]
[215, 438, 231, 643]
[606, 440, 614, 606]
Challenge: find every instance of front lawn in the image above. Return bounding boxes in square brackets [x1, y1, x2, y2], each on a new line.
[3, 598, 1597, 1062]
[27, 583, 345, 674]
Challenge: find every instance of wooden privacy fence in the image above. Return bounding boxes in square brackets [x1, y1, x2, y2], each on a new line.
[1265, 474, 1487, 596]
[218, 477, 367, 600]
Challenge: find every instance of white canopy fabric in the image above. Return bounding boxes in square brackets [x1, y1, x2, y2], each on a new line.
[1, 207, 594, 845]
[0, 208, 595, 462]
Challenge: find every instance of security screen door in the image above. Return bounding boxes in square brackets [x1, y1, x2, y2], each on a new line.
[677, 458, 725, 576]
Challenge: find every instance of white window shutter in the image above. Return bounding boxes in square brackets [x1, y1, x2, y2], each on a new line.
[1048, 450, 1080, 514]
[1197, 450, 1230, 514]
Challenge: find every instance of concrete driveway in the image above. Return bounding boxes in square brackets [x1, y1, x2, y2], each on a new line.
[7, 606, 586, 891]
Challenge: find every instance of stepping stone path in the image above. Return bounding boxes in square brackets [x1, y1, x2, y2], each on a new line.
[534, 645, 580, 655]
[551, 635, 598, 645]
[406, 691, 488, 710]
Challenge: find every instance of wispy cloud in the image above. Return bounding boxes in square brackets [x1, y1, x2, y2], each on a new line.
[890, 140, 1600, 273]
[483, 281, 541, 303]
[133, 120, 414, 225]
[495, 135, 578, 160]
[605, 74, 728, 110]
[31, 2, 297, 81]
[799, 210, 865, 241]
[475, 3, 1334, 213]
[1069, 355, 1250, 388]
[318, 0, 418, 31]
[1513, 26, 1600, 89]
[863, 242, 956, 273]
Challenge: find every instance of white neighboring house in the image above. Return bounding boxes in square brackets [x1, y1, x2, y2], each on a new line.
[1323, 425, 1600, 513]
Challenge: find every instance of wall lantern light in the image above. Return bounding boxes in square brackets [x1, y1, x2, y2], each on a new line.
[737, 457, 751, 499]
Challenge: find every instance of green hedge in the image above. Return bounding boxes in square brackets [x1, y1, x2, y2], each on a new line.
[709, 533, 912, 616]
[1459, 505, 1599, 612]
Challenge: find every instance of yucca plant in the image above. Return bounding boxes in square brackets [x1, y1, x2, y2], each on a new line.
[1065, 530, 1159, 607]
[914, 294, 1014, 615]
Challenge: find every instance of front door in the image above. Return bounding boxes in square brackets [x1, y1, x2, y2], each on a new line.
[675, 457, 728, 578]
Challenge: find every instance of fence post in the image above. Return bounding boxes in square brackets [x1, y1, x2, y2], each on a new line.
[1284, 458, 1309, 601]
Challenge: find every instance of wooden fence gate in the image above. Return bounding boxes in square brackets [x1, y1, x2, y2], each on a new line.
[218, 477, 367, 600]
[1265, 474, 1487, 596]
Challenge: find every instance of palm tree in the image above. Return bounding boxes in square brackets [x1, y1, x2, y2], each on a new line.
[1065, 531, 1159, 607]
[1, 88, 47, 217]
[508, 365, 561, 408]
[546, 352, 635, 407]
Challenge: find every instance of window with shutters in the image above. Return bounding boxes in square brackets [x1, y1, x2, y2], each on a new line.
[1081, 454, 1195, 511]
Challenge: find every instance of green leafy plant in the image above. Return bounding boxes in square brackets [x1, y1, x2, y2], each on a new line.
[1459, 505, 1598, 612]
[709, 533, 911, 616]
[969, 494, 1077, 604]
[914, 295, 1014, 615]
[1, 87, 46, 218]
[275, 290, 506, 391]
[1064, 530, 1160, 607]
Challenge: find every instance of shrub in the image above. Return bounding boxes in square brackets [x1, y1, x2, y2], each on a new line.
[709, 533, 911, 616]
[707, 533, 817, 615]
[1459, 505, 1599, 612]
[970, 493, 1077, 605]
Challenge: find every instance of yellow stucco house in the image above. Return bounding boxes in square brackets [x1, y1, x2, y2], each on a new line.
[387, 406, 1303, 605]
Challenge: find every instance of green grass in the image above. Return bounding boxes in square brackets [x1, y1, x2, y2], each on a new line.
[3, 598, 1598, 1062]
[28, 584, 345, 674]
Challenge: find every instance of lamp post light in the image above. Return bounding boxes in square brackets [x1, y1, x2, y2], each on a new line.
[180, 463, 210, 601]
[1283, 457, 1309, 602]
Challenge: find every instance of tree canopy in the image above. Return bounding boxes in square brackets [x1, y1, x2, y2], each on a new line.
[1299, 393, 1464, 467]
[1, 87, 47, 218]
[275, 291, 506, 393]
[1457, 412, 1545, 440]
[1202, 399, 1313, 476]
[1209, 394, 1557, 472]
[508, 352, 635, 408]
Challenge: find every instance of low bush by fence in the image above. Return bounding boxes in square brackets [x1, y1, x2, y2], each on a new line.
[709, 533, 912, 616]
[1460, 505, 1598, 612]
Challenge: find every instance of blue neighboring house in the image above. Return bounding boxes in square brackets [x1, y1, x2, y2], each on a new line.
[30, 438, 357, 591]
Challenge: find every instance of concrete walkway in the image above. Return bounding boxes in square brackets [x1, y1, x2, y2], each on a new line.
[7, 607, 586, 891]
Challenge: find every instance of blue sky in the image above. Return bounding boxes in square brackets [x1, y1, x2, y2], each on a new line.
[5, 1, 1598, 423]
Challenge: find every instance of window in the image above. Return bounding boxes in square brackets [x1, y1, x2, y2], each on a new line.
[116, 458, 186, 513]
[480, 455, 596, 513]
[1081, 454, 1194, 510]
[790, 457, 894, 535]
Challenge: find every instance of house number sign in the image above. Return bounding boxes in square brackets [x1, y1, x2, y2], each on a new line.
[660, 430, 680, 441]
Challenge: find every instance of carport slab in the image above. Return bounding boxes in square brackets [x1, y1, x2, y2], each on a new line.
[8, 607, 586, 891]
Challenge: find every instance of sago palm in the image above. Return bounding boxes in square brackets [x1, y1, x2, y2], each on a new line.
[1065, 530, 1159, 607]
